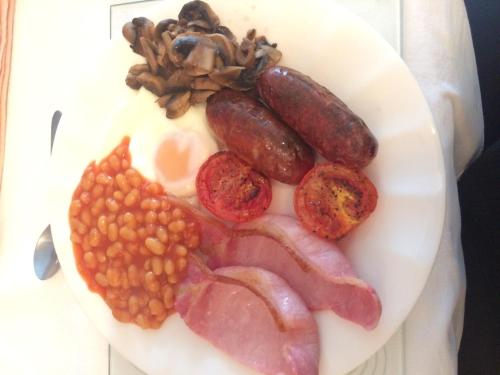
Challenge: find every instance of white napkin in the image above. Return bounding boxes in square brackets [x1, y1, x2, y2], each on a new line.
[381, 1, 483, 374]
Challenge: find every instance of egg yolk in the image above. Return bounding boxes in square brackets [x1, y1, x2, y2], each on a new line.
[155, 136, 191, 182]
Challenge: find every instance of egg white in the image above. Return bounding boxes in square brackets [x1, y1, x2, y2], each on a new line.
[113, 89, 219, 197]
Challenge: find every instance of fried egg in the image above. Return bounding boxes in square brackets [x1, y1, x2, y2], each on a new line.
[115, 88, 218, 197]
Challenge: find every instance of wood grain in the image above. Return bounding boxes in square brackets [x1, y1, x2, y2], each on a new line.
[0, 0, 15, 189]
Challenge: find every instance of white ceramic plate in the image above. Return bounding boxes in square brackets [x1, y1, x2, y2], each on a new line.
[50, 1, 445, 374]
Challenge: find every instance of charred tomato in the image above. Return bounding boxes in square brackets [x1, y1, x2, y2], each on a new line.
[196, 151, 272, 222]
[294, 163, 377, 240]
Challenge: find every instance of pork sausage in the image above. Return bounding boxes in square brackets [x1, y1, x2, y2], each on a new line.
[257, 66, 378, 169]
[205, 89, 315, 184]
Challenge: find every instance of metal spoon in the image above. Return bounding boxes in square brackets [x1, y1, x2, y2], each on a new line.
[34, 111, 62, 280]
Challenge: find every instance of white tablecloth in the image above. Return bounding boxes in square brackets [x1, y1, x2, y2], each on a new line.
[397, 1, 483, 374]
[0, 0, 482, 374]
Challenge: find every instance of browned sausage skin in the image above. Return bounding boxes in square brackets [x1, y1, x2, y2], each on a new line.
[257, 66, 378, 169]
[206, 89, 315, 184]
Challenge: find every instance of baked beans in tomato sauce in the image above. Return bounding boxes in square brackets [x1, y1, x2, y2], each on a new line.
[69, 137, 200, 329]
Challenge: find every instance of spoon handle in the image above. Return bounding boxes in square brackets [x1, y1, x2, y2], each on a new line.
[50, 110, 62, 153]
[34, 110, 62, 280]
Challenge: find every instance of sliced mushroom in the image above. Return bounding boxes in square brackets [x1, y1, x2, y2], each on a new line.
[208, 66, 246, 89]
[254, 45, 282, 71]
[214, 56, 224, 69]
[178, 1, 220, 31]
[122, 22, 137, 45]
[122, 22, 142, 55]
[158, 62, 177, 80]
[169, 33, 217, 75]
[123, 17, 155, 55]
[183, 40, 216, 76]
[169, 23, 188, 39]
[128, 64, 150, 75]
[168, 22, 179, 32]
[166, 91, 192, 118]
[156, 94, 173, 108]
[125, 74, 141, 90]
[140, 37, 159, 74]
[168, 32, 203, 66]
[246, 28, 256, 41]
[235, 40, 282, 89]
[156, 42, 169, 67]
[255, 35, 274, 48]
[214, 25, 238, 46]
[208, 33, 235, 66]
[136, 72, 167, 96]
[165, 69, 194, 93]
[168, 30, 178, 40]
[132, 17, 155, 39]
[235, 37, 256, 67]
[187, 19, 212, 31]
[155, 19, 177, 41]
[190, 90, 216, 105]
[255, 44, 282, 61]
[191, 77, 221, 91]
[161, 31, 172, 50]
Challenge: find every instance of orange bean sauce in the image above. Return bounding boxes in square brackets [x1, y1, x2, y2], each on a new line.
[68, 137, 200, 329]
